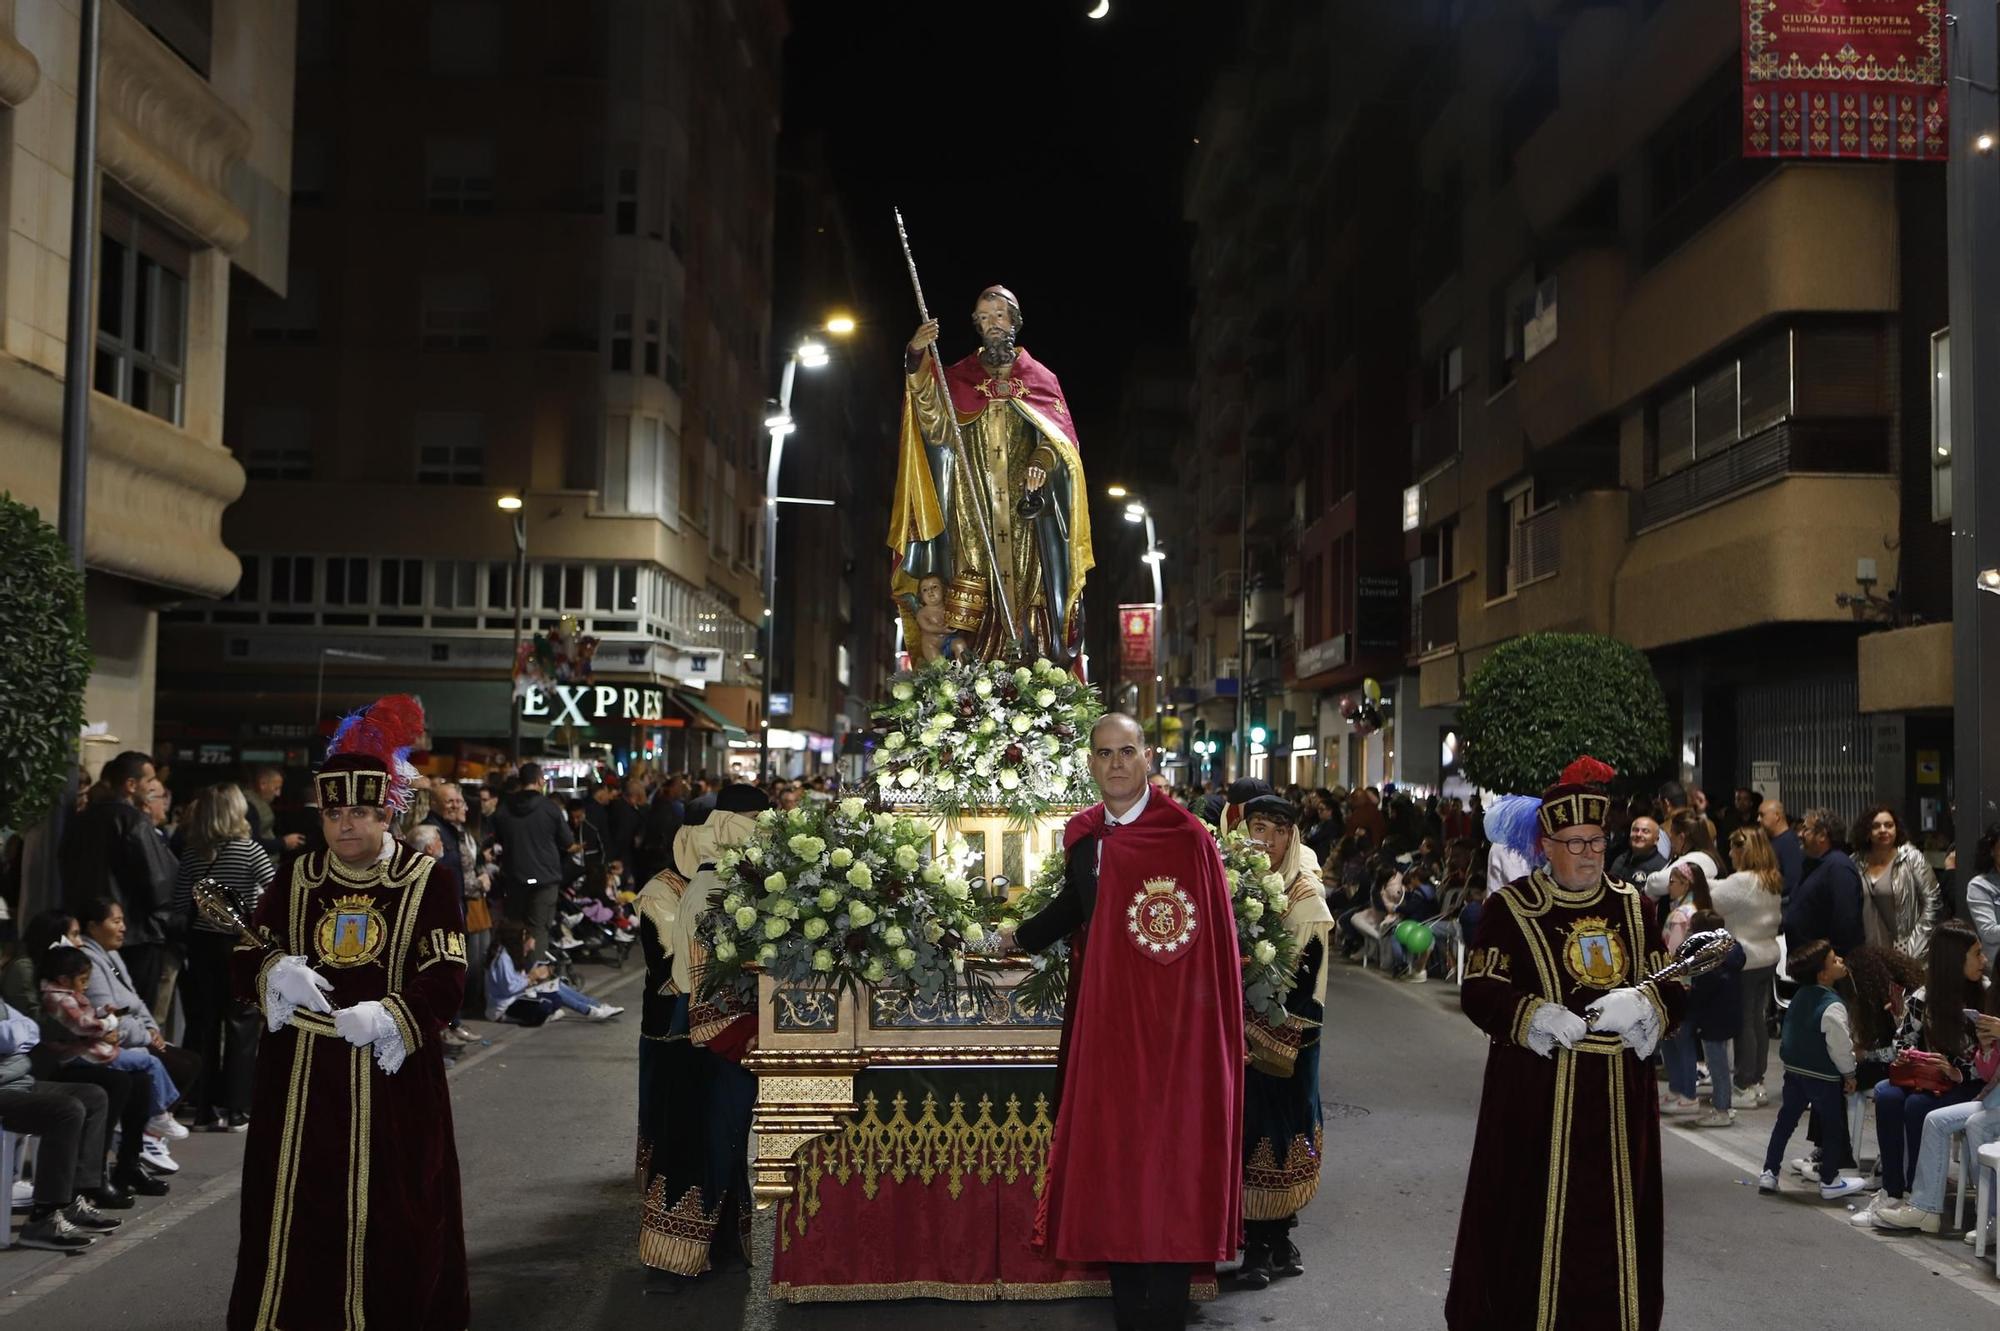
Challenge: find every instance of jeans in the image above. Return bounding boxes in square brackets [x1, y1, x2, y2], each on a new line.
[1662, 1023, 1700, 1099]
[1875, 1078, 1986, 1198]
[1735, 965, 1775, 1088]
[96, 1047, 178, 1116]
[1908, 1101, 2000, 1214]
[1703, 1039, 1733, 1113]
[1764, 1071, 1850, 1185]
[0, 1081, 109, 1204]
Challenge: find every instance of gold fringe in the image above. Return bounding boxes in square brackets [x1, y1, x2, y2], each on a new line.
[1243, 1130, 1322, 1221]
[771, 1277, 1221, 1304]
[639, 1180, 720, 1277]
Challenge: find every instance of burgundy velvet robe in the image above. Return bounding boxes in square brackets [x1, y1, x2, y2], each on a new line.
[1445, 871, 1686, 1331]
[227, 843, 469, 1331]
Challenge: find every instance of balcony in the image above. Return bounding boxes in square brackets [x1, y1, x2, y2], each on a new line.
[1518, 249, 1629, 450]
[1414, 580, 1460, 657]
[1412, 390, 1461, 479]
[1632, 419, 1889, 534]
[1245, 583, 1287, 634]
[1207, 568, 1243, 615]
[1512, 506, 1562, 587]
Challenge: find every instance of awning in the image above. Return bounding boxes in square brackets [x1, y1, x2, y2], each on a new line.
[676, 689, 748, 740]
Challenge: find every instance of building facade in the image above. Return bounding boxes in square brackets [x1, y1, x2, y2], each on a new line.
[0, 0, 295, 770]
[1179, 0, 1949, 823]
[157, 0, 787, 783]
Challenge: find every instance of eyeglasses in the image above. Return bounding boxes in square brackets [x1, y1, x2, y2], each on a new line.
[1548, 835, 1609, 854]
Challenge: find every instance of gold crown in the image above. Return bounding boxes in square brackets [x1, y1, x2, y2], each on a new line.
[330, 893, 375, 913]
[1142, 876, 1180, 895]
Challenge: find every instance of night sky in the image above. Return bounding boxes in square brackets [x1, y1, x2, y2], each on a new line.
[780, 1, 1239, 458]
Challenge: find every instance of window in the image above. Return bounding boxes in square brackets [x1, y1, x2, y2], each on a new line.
[1491, 267, 1540, 389]
[123, 0, 213, 78]
[613, 160, 639, 235]
[1487, 481, 1534, 599]
[645, 149, 666, 239]
[246, 269, 318, 344]
[323, 557, 368, 605]
[665, 317, 684, 388]
[1401, 484, 1421, 533]
[838, 643, 851, 688]
[242, 406, 311, 481]
[593, 564, 638, 612]
[610, 299, 633, 373]
[421, 272, 492, 349]
[413, 411, 484, 485]
[378, 559, 424, 607]
[434, 560, 481, 610]
[96, 199, 189, 425]
[267, 555, 314, 604]
[1933, 327, 1952, 523]
[1650, 327, 1799, 480]
[1422, 344, 1463, 408]
[643, 312, 661, 377]
[429, 1, 502, 76]
[425, 137, 494, 213]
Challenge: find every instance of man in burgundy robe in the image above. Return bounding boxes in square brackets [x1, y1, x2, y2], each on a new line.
[1012, 713, 1243, 1330]
[1445, 759, 1687, 1331]
[227, 697, 469, 1330]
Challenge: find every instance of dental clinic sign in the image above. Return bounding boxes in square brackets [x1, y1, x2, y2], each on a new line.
[519, 683, 668, 727]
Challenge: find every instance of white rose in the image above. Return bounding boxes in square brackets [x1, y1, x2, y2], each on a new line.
[998, 770, 1021, 791]
[803, 917, 829, 941]
[839, 797, 867, 819]
[722, 893, 743, 913]
[898, 768, 922, 788]
[979, 717, 998, 735]
[847, 863, 874, 889]
[875, 767, 895, 787]
[895, 843, 920, 872]
[714, 939, 737, 963]
[943, 877, 971, 902]
[1260, 873, 1285, 894]
[892, 681, 914, 701]
[973, 676, 993, 697]
[830, 848, 853, 869]
[935, 771, 957, 791]
[764, 871, 787, 892]
[812, 949, 835, 973]
[924, 921, 946, 944]
[875, 812, 898, 832]
[847, 901, 878, 927]
[733, 906, 758, 930]
[963, 922, 985, 943]
[863, 957, 887, 983]
[744, 845, 764, 865]
[1014, 667, 1033, 686]
[763, 917, 790, 940]
[1253, 940, 1278, 966]
[1010, 714, 1034, 734]
[921, 861, 945, 884]
[895, 947, 918, 970]
[756, 809, 779, 827]
[1033, 657, 1052, 672]
[884, 731, 906, 751]
[1243, 897, 1265, 922]
[920, 730, 943, 749]
[1035, 688, 1056, 708]
[883, 925, 907, 949]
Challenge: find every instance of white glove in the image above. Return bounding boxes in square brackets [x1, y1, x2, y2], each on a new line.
[1525, 1003, 1589, 1058]
[1587, 986, 1663, 1059]
[263, 956, 334, 1033]
[332, 1000, 408, 1075]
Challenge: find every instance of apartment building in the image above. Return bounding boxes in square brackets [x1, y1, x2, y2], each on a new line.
[0, 0, 294, 765]
[1178, 0, 1948, 817]
[156, 0, 788, 780]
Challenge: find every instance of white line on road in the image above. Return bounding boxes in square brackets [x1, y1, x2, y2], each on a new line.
[0, 962, 648, 1316]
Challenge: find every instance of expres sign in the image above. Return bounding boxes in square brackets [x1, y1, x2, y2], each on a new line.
[518, 683, 668, 726]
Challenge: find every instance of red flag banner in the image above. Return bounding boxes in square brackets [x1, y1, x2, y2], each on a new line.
[1118, 603, 1156, 676]
[1743, 0, 1946, 160]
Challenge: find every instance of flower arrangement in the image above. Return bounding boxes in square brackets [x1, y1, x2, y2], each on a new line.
[696, 797, 989, 1002]
[996, 828, 1303, 1026]
[871, 656, 1103, 819]
[1219, 830, 1304, 1026]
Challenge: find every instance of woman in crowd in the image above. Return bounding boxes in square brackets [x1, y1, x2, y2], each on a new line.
[1871, 974, 2000, 1236]
[1855, 805, 1943, 963]
[485, 920, 621, 1024]
[1967, 825, 2000, 972]
[1235, 795, 1332, 1288]
[74, 897, 201, 1174]
[173, 783, 274, 1131]
[1865, 920, 1990, 1226]
[1659, 862, 1717, 1112]
[1644, 809, 1720, 902]
[1325, 830, 1372, 912]
[1683, 908, 1745, 1128]
[1, 909, 165, 1198]
[1712, 826, 1786, 1107]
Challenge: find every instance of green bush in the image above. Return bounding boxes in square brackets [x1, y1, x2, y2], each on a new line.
[1459, 632, 1669, 796]
[0, 494, 91, 830]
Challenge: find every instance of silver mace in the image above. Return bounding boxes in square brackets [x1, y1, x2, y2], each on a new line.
[1584, 928, 1737, 1025]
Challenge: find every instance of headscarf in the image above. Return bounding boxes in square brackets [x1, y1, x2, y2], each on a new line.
[1272, 828, 1334, 1006]
[663, 809, 759, 995]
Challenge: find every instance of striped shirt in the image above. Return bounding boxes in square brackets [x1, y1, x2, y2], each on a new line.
[175, 838, 277, 935]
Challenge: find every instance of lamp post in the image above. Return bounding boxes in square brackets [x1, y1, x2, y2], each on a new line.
[498, 494, 526, 764]
[1121, 496, 1167, 773]
[759, 316, 854, 782]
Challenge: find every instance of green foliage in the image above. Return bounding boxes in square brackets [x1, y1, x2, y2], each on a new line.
[1458, 633, 1669, 796]
[0, 495, 90, 831]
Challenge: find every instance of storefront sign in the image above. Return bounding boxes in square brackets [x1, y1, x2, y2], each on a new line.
[1295, 634, 1348, 679]
[1356, 575, 1404, 654]
[770, 692, 793, 717]
[519, 682, 667, 725]
[1118, 604, 1156, 675]
[1743, 1, 1946, 161]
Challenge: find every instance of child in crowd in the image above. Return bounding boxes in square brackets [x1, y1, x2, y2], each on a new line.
[1759, 939, 1869, 1200]
[1683, 909, 1745, 1128]
[485, 920, 623, 1025]
[39, 947, 181, 1137]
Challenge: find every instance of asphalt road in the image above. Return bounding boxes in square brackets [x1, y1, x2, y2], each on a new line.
[7, 956, 2000, 1328]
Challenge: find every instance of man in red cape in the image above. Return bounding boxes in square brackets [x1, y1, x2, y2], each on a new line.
[887, 284, 1093, 666]
[1445, 757, 1688, 1331]
[1012, 713, 1243, 1330]
[227, 696, 469, 1330]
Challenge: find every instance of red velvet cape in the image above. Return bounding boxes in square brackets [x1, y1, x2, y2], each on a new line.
[227, 844, 469, 1331]
[940, 347, 1078, 444]
[1038, 796, 1244, 1263]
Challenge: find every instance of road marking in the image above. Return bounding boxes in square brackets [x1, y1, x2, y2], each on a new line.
[0, 962, 647, 1314]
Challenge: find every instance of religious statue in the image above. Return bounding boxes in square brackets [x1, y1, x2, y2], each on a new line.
[886, 273, 1094, 668]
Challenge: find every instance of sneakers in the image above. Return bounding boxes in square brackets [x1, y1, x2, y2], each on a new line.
[1871, 1200, 1942, 1233]
[1737, 1084, 1769, 1109]
[1820, 1176, 1870, 1201]
[1691, 1109, 1735, 1128]
[63, 1197, 122, 1233]
[112, 1168, 168, 1197]
[14, 1208, 95, 1252]
[1758, 1170, 1779, 1193]
[140, 1135, 180, 1174]
[613, 928, 636, 944]
[1847, 1188, 1888, 1224]
[146, 1112, 189, 1141]
[585, 1003, 625, 1022]
[1788, 1155, 1819, 1181]
[1965, 1223, 1996, 1247]
[225, 1111, 251, 1133]
[1660, 1097, 1701, 1115]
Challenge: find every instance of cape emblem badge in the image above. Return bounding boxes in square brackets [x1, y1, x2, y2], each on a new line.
[1126, 875, 1197, 963]
[1562, 915, 1627, 990]
[315, 893, 389, 969]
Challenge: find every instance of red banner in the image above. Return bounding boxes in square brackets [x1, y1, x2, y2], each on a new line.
[1118, 603, 1155, 676]
[1743, 1, 1946, 160]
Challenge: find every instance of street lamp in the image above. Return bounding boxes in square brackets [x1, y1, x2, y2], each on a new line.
[498, 494, 528, 763]
[1121, 497, 1167, 771]
[760, 319, 854, 781]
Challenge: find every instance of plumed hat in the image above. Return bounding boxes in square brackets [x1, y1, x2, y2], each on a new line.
[316, 694, 426, 813]
[1537, 756, 1615, 837]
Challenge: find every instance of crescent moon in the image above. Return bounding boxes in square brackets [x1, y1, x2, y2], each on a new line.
[1087, 0, 1109, 17]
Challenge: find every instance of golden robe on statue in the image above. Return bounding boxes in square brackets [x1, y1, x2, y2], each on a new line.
[887, 345, 1093, 665]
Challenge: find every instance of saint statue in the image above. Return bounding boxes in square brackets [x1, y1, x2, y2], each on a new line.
[886, 284, 1093, 667]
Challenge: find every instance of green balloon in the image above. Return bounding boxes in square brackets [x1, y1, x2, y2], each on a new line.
[1397, 921, 1435, 954]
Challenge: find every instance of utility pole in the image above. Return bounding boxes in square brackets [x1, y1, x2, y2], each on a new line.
[1948, 2, 2000, 898]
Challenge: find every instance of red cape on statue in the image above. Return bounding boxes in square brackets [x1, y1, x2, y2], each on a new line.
[939, 347, 1078, 444]
[1038, 794, 1244, 1264]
